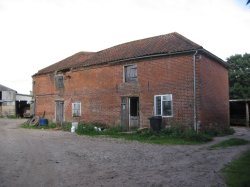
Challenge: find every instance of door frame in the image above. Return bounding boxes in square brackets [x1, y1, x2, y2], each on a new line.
[121, 96, 139, 130]
[55, 100, 64, 126]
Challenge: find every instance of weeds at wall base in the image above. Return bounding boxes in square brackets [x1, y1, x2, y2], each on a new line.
[21, 121, 237, 144]
[75, 123, 212, 144]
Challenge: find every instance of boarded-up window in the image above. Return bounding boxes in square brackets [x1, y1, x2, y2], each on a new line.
[72, 102, 81, 117]
[124, 64, 137, 82]
[55, 75, 64, 89]
[154, 94, 173, 117]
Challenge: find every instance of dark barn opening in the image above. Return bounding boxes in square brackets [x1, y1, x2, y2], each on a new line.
[230, 100, 250, 127]
[16, 101, 30, 118]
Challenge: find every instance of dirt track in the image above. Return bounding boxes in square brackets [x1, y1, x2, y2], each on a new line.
[0, 119, 250, 187]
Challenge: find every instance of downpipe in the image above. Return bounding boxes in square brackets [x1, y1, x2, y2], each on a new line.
[193, 51, 198, 132]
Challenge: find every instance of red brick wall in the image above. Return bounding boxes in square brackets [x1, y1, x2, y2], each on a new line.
[33, 53, 229, 130]
[33, 75, 57, 119]
[138, 55, 195, 128]
[63, 66, 122, 125]
[198, 55, 229, 130]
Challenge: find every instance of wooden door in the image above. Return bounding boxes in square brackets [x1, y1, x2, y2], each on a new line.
[55, 101, 64, 126]
[121, 97, 129, 130]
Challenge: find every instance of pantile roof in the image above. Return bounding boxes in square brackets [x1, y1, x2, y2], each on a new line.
[74, 32, 202, 68]
[36, 52, 94, 75]
[34, 32, 226, 76]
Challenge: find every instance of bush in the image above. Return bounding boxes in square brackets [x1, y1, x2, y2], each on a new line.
[158, 126, 211, 141]
[62, 122, 72, 132]
[48, 122, 57, 128]
[76, 123, 125, 135]
[76, 123, 98, 135]
[135, 127, 212, 143]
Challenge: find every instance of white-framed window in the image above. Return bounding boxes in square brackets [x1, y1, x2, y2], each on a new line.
[124, 64, 137, 82]
[154, 94, 173, 117]
[72, 102, 81, 117]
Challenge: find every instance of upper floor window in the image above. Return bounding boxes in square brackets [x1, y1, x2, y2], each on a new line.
[72, 102, 81, 117]
[124, 64, 137, 82]
[154, 94, 173, 117]
[55, 75, 64, 89]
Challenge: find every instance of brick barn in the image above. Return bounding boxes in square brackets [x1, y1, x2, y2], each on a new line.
[32, 32, 229, 131]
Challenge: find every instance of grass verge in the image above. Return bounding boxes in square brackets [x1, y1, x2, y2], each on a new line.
[210, 138, 249, 149]
[21, 121, 73, 131]
[223, 150, 250, 187]
[21, 122, 57, 129]
[22, 121, 234, 145]
[76, 124, 212, 145]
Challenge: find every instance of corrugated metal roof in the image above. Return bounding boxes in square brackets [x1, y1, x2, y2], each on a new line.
[0, 84, 16, 92]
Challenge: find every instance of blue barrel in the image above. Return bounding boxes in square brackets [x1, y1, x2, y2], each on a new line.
[39, 118, 48, 126]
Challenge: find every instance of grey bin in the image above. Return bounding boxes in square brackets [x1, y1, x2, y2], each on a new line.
[148, 116, 162, 131]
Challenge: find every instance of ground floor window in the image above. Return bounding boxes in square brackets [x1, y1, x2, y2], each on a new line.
[154, 94, 173, 117]
[72, 102, 81, 117]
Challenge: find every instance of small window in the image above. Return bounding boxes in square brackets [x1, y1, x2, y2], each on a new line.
[124, 64, 137, 82]
[72, 102, 81, 117]
[154, 94, 173, 117]
[0, 91, 2, 100]
[55, 75, 64, 89]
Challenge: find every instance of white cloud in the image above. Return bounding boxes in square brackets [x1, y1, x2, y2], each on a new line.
[0, 0, 249, 94]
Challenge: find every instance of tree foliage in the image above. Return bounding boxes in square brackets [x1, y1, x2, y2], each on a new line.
[227, 53, 250, 99]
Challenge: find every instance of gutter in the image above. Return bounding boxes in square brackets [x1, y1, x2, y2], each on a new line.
[78, 48, 204, 68]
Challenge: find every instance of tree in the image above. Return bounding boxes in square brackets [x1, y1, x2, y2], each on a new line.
[227, 53, 250, 99]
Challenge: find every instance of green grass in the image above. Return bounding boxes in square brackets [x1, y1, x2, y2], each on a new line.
[203, 127, 235, 137]
[223, 150, 250, 187]
[21, 122, 57, 129]
[61, 122, 72, 131]
[20, 121, 219, 144]
[21, 121, 74, 131]
[210, 138, 249, 149]
[75, 123, 212, 145]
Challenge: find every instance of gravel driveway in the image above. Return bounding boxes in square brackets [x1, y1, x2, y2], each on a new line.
[0, 119, 250, 187]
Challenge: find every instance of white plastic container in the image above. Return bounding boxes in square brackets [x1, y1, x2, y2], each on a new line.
[72, 122, 78, 130]
[71, 126, 75, 133]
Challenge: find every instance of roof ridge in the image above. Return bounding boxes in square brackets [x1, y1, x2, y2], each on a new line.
[0, 84, 16, 92]
[172, 32, 203, 49]
[76, 32, 202, 67]
[35, 32, 216, 75]
[96, 33, 177, 53]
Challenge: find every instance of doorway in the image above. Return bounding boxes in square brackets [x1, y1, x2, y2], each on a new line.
[55, 101, 64, 126]
[121, 97, 139, 130]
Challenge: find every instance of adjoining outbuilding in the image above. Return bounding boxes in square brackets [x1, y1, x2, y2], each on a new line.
[32, 32, 230, 131]
[230, 99, 250, 127]
[0, 84, 33, 118]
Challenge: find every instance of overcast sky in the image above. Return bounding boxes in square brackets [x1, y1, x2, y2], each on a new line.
[0, 0, 249, 94]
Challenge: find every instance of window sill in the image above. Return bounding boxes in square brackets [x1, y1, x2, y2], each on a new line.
[155, 115, 173, 118]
